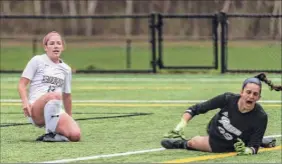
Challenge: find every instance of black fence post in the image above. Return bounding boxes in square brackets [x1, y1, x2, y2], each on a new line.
[219, 12, 228, 74]
[150, 13, 157, 73]
[32, 37, 37, 56]
[126, 39, 131, 69]
[156, 13, 164, 68]
[212, 13, 219, 70]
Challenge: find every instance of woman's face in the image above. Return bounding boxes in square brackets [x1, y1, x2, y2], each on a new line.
[240, 83, 261, 110]
[44, 35, 64, 62]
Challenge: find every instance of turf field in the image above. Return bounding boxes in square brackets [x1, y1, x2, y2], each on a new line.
[0, 73, 281, 163]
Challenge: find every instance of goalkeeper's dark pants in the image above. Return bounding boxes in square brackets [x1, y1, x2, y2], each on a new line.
[208, 136, 234, 153]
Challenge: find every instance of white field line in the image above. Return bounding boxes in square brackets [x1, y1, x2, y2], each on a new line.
[0, 99, 281, 104]
[1, 77, 281, 82]
[40, 134, 282, 163]
[40, 148, 165, 163]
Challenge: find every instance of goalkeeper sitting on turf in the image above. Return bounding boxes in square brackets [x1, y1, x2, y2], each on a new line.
[161, 73, 281, 155]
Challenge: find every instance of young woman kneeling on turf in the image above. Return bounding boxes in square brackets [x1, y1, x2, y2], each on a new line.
[18, 31, 81, 142]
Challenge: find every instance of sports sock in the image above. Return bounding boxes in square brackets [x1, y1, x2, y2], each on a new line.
[44, 99, 62, 133]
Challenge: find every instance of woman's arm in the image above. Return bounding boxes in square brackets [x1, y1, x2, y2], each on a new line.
[18, 77, 31, 117]
[247, 115, 268, 154]
[185, 92, 229, 117]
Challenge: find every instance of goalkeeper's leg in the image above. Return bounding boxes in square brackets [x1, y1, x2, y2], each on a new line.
[186, 136, 212, 152]
[161, 136, 212, 152]
[261, 137, 276, 148]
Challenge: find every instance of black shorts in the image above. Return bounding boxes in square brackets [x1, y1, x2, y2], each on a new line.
[209, 135, 234, 153]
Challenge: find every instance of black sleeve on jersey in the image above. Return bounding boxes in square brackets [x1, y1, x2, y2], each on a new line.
[185, 92, 230, 117]
[247, 113, 268, 154]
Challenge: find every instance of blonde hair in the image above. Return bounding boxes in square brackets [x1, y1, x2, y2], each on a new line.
[42, 31, 66, 48]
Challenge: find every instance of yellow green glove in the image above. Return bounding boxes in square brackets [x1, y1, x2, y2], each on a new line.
[234, 138, 253, 155]
[163, 129, 186, 140]
[164, 118, 187, 139]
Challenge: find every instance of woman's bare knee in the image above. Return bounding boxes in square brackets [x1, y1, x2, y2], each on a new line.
[69, 130, 81, 142]
[56, 113, 81, 141]
[187, 136, 211, 152]
[187, 136, 200, 147]
[57, 127, 81, 142]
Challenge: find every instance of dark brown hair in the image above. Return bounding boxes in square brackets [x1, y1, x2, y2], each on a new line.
[254, 73, 282, 92]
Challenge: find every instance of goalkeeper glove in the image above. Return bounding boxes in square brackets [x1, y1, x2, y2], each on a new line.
[234, 138, 253, 155]
[164, 118, 187, 139]
[163, 129, 186, 140]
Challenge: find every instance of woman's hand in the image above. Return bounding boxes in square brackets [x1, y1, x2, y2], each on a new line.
[234, 138, 253, 155]
[22, 102, 32, 117]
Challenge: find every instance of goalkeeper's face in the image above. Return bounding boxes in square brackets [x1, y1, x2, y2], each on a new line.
[240, 83, 261, 110]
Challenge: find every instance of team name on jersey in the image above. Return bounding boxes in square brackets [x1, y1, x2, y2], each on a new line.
[218, 115, 242, 136]
[42, 75, 64, 87]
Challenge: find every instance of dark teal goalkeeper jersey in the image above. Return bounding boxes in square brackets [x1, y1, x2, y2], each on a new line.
[185, 92, 268, 153]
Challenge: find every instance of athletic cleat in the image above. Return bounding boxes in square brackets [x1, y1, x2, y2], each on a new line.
[36, 133, 50, 141]
[261, 137, 276, 148]
[36, 132, 69, 142]
[161, 138, 186, 149]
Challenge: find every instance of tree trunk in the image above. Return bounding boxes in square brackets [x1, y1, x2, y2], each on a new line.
[32, 0, 41, 35]
[61, 0, 68, 14]
[278, 1, 282, 39]
[192, 1, 200, 39]
[33, 0, 41, 15]
[69, 0, 78, 35]
[179, 0, 188, 36]
[150, 0, 158, 13]
[2, 0, 11, 14]
[44, 1, 51, 32]
[163, 0, 171, 13]
[221, 0, 232, 13]
[79, 0, 85, 15]
[256, 0, 263, 11]
[44, 1, 50, 15]
[270, 0, 281, 39]
[85, 0, 98, 36]
[125, 0, 133, 38]
[220, 0, 232, 38]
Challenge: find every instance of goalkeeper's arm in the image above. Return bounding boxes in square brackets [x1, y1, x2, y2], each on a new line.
[173, 113, 192, 132]
[174, 93, 229, 132]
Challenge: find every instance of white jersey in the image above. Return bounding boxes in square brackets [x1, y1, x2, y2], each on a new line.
[21, 54, 72, 104]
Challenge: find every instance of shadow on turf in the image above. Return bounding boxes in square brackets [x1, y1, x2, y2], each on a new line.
[0, 112, 153, 128]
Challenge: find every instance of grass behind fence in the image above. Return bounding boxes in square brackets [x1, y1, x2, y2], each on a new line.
[0, 40, 281, 71]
